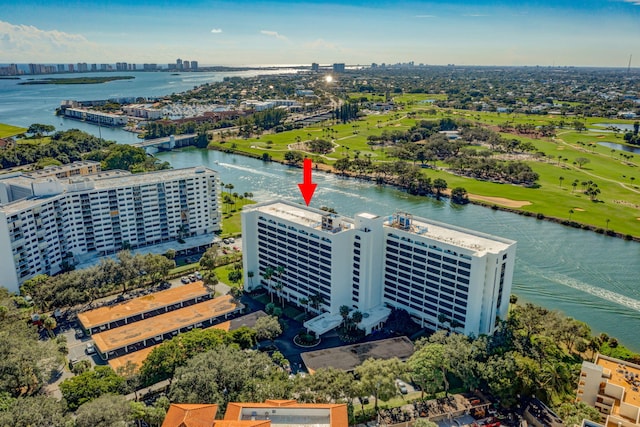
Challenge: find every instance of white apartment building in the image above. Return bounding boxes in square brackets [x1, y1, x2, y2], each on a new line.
[242, 200, 516, 337]
[0, 166, 220, 293]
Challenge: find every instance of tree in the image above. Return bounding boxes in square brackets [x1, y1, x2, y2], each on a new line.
[75, 394, 132, 427]
[574, 157, 590, 169]
[559, 176, 564, 188]
[0, 395, 70, 427]
[433, 178, 447, 199]
[339, 305, 351, 328]
[255, 315, 282, 343]
[169, 346, 291, 410]
[227, 270, 242, 285]
[247, 271, 255, 289]
[42, 314, 57, 338]
[262, 267, 275, 303]
[408, 343, 449, 398]
[139, 328, 231, 385]
[284, 151, 304, 165]
[355, 358, 403, 412]
[27, 123, 55, 138]
[294, 367, 355, 404]
[451, 187, 469, 204]
[555, 401, 601, 427]
[0, 320, 59, 397]
[199, 244, 220, 271]
[59, 366, 125, 410]
[414, 420, 439, 427]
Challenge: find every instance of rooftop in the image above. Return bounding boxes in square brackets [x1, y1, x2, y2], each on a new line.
[162, 403, 219, 427]
[301, 336, 414, 373]
[384, 213, 514, 255]
[225, 400, 347, 427]
[249, 201, 354, 234]
[78, 281, 211, 329]
[596, 354, 640, 411]
[107, 311, 267, 372]
[92, 295, 241, 354]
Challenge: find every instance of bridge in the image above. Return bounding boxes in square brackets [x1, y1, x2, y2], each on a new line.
[132, 134, 198, 154]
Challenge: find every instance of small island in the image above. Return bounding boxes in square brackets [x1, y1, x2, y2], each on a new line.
[18, 76, 135, 85]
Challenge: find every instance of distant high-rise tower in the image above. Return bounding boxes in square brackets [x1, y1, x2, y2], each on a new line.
[191, 60, 198, 71]
[332, 63, 345, 73]
[311, 62, 319, 72]
[176, 58, 183, 71]
[183, 60, 190, 70]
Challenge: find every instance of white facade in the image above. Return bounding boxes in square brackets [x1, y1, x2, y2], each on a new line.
[242, 200, 516, 337]
[0, 167, 220, 293]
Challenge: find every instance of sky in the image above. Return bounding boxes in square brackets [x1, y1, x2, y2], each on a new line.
[1, 0, 639, 67]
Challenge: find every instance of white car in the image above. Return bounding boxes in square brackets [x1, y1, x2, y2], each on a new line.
[86, 342, 96, 355]
[229, 237, 235, 243]
[194, 271, 203, 280]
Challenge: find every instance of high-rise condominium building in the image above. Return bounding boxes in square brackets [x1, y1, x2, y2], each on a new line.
[0, 163, 220, 293]
[242, 200, 516, 337]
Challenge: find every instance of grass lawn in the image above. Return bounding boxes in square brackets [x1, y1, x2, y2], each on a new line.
[213, 264, 243, 288]
[213, 104, 640, 238]
[168, 262, 199, 276]
[220, 193, 256, 236]
[0, 123, 27, 139]
[16, 136, 51, 146]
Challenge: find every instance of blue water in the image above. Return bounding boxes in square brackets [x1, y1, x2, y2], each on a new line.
[1, 72, 639, 350]
[598, 142, 640, 154]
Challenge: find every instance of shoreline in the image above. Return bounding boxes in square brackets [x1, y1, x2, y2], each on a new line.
[208, 144, 640, 243]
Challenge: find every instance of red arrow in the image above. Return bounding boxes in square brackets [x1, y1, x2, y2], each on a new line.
[298, 158, 317, 206]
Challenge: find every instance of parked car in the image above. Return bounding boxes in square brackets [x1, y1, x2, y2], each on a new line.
[74, 329, 85, 339]
[474, 417, 501, 427]
[229, 237, 235, 243]
[223, 238, 230, 244]
[180, 276, 190, 284]
[188, 274, 196, 282]
[85, 342, 96, 355]
[396, 380, 408, 394]
[194, 271, 203, 280]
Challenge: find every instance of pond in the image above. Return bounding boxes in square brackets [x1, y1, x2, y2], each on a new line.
[592, 123, 637, 132]
[598, 141, 640, 154]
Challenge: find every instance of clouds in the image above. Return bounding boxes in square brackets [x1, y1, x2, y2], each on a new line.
[210, 28, 223, 34]
[622, 0, 640, 5]
[0, 20, 97, 61]
[260, 30, 288, 41]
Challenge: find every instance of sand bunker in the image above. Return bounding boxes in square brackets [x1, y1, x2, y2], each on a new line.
[574, 208, 585, 211]
[468, 194, 532, 208]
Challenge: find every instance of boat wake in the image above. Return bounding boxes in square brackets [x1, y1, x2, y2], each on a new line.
[524, 265, 640, 311]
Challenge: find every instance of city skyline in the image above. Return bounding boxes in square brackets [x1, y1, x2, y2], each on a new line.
[1, 0, 639, 67]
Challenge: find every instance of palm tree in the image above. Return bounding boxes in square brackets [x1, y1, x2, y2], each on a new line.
[276, 265, 285, 306]
[262, 267, 274, 303]
[568, 209, 574, 220]
[339, 305, 351, 328]
[559, 176, 564, 188]
[299, 297, 309, 315]
[351, 310, 363, 331]
[247, 271, 255, 289]
[43, 315, 57, 338]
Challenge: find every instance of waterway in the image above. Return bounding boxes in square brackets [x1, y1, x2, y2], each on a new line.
[598, 142, 640, 154]
[1, 72, 639, 349]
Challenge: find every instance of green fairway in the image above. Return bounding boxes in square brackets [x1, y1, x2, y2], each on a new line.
[0, 123, 27, 138]
[212, 102, 640, 238]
